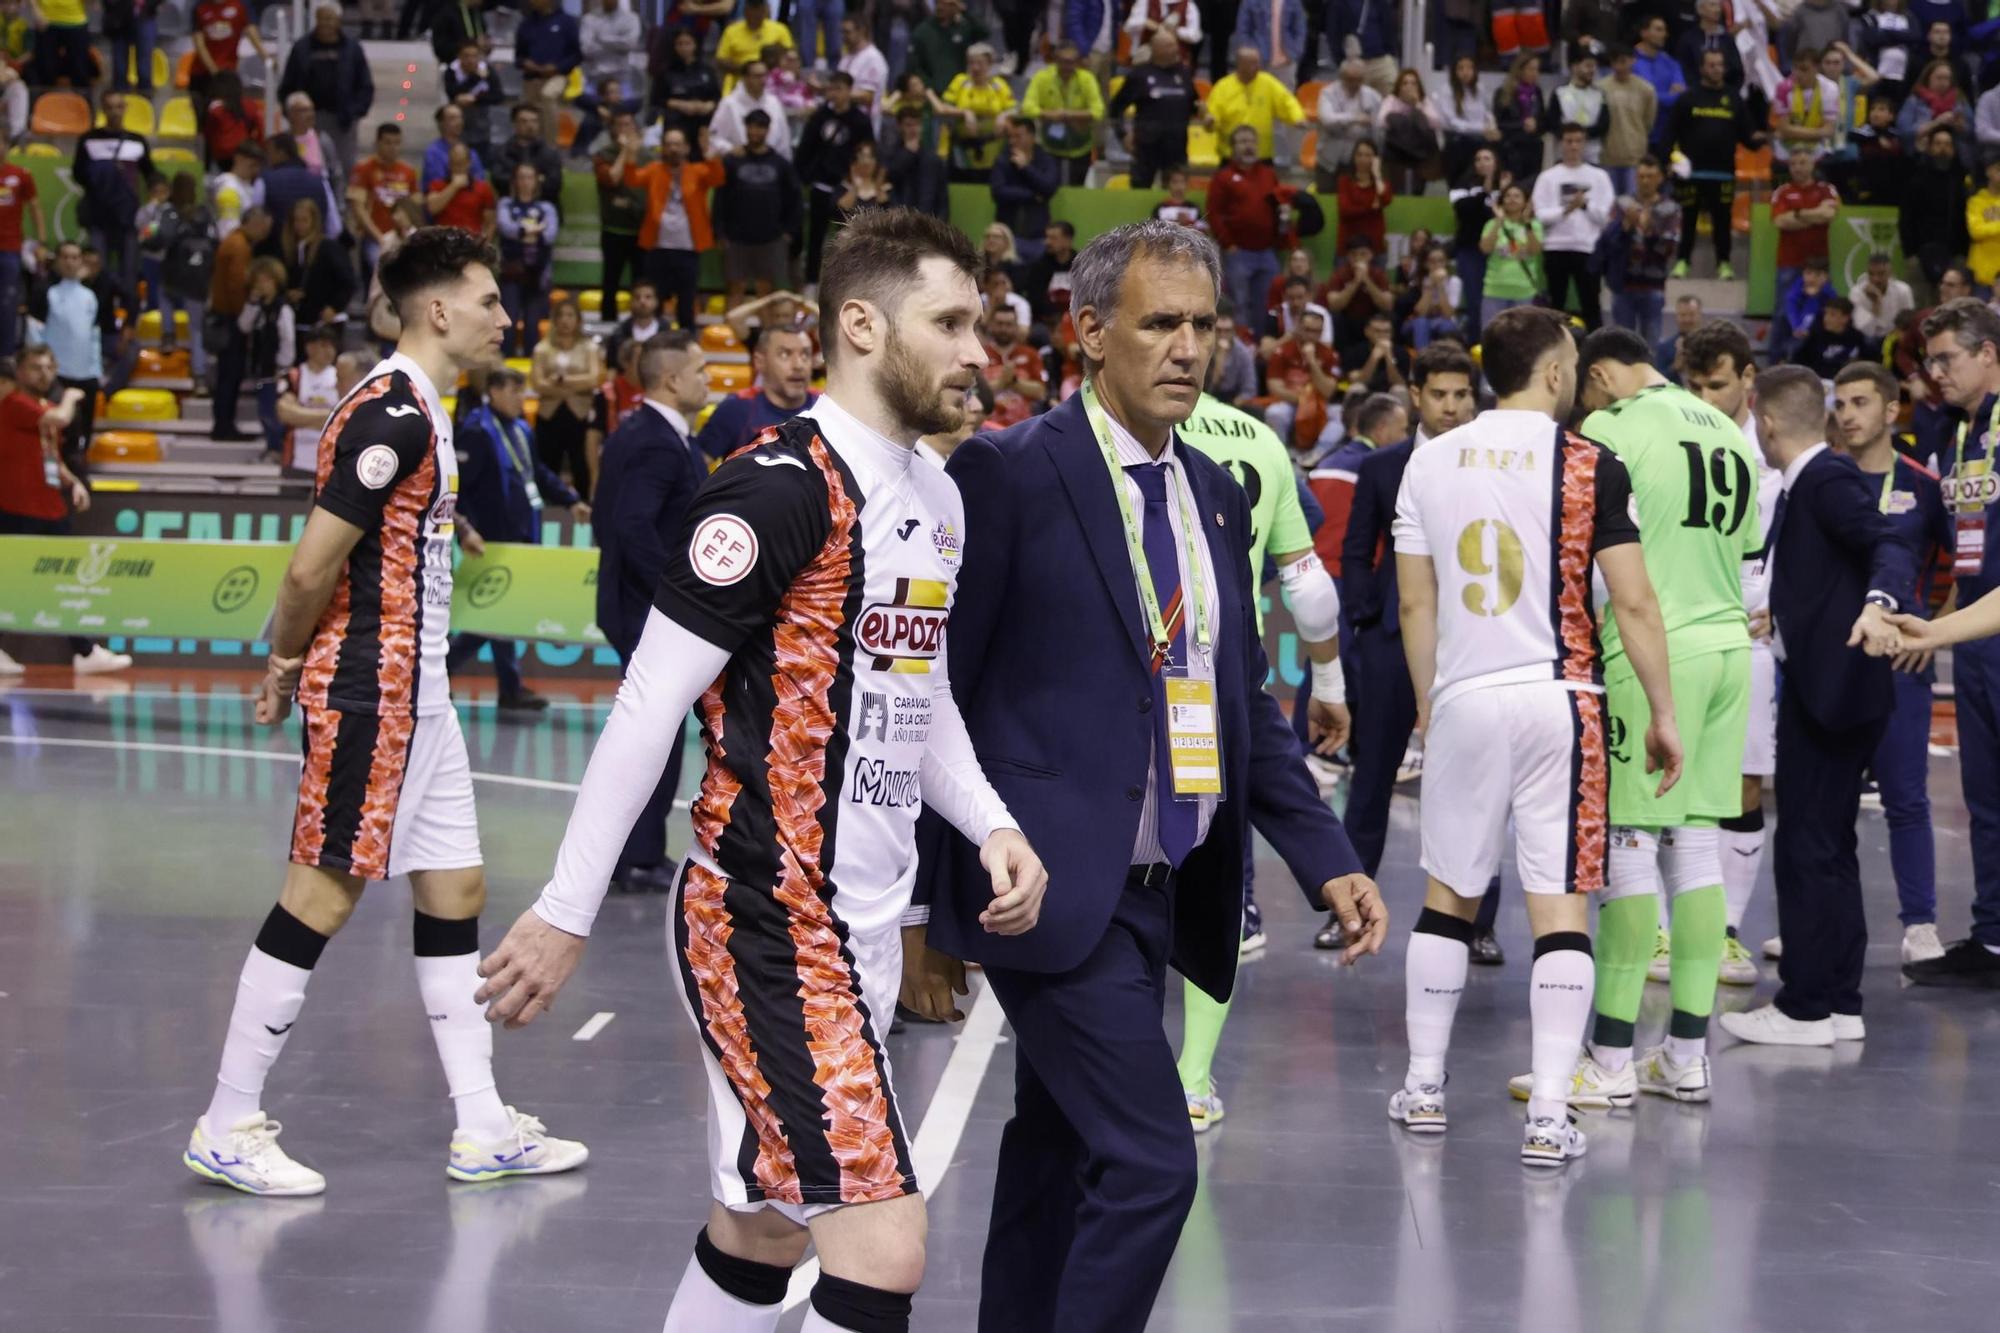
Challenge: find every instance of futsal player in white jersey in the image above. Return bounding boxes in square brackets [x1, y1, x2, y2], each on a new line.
[474, 210, 1047, 1333]
[1389, 306, 1683, 1166]
[1677, 321, 1777, 979]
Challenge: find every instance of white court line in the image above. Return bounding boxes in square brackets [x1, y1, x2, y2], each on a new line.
[572, 1011, 616, 1042]
[781, 981, 1008, 1312]
[0, 734, 692, 808]
[0, 685, 615, 713]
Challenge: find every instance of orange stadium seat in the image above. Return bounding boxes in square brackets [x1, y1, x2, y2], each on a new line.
[89, 430, 162, 464]
[706, 363, 753, 393]
[175, 51, 195, 88]
[699, 323, 742, 352]
[30, 91, 91, 137]
[1301, 130, 1318, 171]
[106, 388, 180, 421]
[136, 347, 191, 379]
[1296, 80, 1325, 114]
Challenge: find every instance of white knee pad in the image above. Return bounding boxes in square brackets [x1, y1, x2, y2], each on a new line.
[1603, 826, 1661, 901]
[1659, 826, 1722, 896]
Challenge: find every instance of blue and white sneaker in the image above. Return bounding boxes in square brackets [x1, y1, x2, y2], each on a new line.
[1239, 899, 1267, 958]
[184, 1112, 326, 1196]
[447, 1107, 589, 1182]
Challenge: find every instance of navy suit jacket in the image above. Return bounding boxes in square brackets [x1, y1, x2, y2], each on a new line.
[592, 404, 702, 654]
[456, 408, 577, 544]
[914, 393, 1361, 1001]
[1770, 447, 1920, 731]
[1338, 436, 1411, 638]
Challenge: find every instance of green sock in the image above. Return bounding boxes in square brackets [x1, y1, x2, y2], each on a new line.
[1591, 893, 1657, 1050]
[1668, 884, 1727, 1036]
[1178, 978, 1232, 1096]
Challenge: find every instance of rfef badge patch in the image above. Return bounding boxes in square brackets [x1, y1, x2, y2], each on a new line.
[356, 444, 400, 490]
[690, 514, 758, 585]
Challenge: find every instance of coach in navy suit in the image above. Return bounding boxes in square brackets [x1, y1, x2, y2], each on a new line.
[1720, 365, 1919, 1047]
[908, 221, 1388, 1333]
[590, 330, 711, 890]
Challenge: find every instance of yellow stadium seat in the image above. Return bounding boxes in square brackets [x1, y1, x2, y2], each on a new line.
[153, 147, 199, 169]
[565, 67, 584, 99]
[699, 323, 742, 352]
[705, 295, 726, 315]
[1108, 75, 1124, 100]
[1187, 124, 1220, 168]
[577, 289, 601, 313]
[706, 363, 753, 392]
[90, 430, 162, 463]
[135, 310, 189, 340]
[98, 98, 154, 136]
[158, 97, 198, 139]
[106, 388, 180, 421]
[1104, 173, 1130, 189]
[125, 47, 171, 88]
[504, 357, 534, 377]
[30, 91, 91, 137]
[15, 142, 60, 160]
[442, 395, 457, 416]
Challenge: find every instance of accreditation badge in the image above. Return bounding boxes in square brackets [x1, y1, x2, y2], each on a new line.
[1951, 457, 1994, 578]
[1164, 673, 1223, 799]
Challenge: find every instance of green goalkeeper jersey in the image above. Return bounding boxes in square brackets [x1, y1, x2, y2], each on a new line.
[1180, 393, 1316, 634]
[1583, 381, 1759, 665]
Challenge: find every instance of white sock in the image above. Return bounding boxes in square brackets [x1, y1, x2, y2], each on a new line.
[662, 1250, 785, 1333]
[1721, 826, 1765, 930]
[1529, 942, 1595, 1122]
[206, 946, 313, 1129]
[1588, 1042, 1632, 1073]
[1405, 929, 1469, 1088]
[416, 951, 511, 1139]
[801, 1310, 864, 1333]
[1664, 1034, 1706, 1064]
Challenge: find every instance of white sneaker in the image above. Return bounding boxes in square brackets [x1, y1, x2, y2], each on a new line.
[1303, 753, 1345, 794]
[184, 1113, 326, 1196]
[1646, 927, 1672, 983]
[72, 644, 132, 674]
[1506, 1052, 1636, 1108]
[1635, 1045, 1712, 1103]
[447, 1106, 589, 1182]
[0, 647, 23, 675]
[1718, 933, 1759, 986]
[1395, 743, 1424, 785]
[1902, 923, 1945, 964]
[1762, 935, 1783, 960]
[1387, 1082, 1447, 1134]
[1831, 1012, 1866, 1041]
[1521, 1113, 1587, 1168]
[1186, 1083, 1226, 1134]
[1718, 1003, 1833, 1047]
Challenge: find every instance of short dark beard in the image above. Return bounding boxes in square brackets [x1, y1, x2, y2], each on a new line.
[877, 327, 965, 438]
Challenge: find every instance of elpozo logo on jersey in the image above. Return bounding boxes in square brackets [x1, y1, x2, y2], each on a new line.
[857, 577, 948, 672]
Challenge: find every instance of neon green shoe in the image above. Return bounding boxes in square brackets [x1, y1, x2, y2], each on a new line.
[1718, 932, 1759, 986]
[1670, 260, 1690, 280]
[1646, 926, 1672, 983]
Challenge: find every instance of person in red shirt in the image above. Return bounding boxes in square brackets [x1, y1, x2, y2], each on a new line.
[346, 123, 419, 274]
[1320, 235, 1396, 368]
[1771, 148, 1840, 295]
[0, 345, 125, 669]
[1207, 124, 1285, 338]
[1334, 139, 1395, 255]
[980, 304, 1046, 428]
[201, 70, 265, 170]
[0, 159, 42, 359]
[1261, 307, 1342, 448]
[426, 142, 497, 238]
[191, 0, 269, 103]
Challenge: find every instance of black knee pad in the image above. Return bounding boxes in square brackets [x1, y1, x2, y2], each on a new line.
[1719, 808, 1765, 834]
[811, 1273, 913, 1333]
[694, 1227, 790, 1307]
[1533, 931, 1593, 961]
[1414, 907, 1477, 944]
[413, 910, 480, 957]
[254, 904, 330, 970]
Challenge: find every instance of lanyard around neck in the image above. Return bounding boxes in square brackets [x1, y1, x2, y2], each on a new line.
[1956, 396, 2000, 464]
[1080, 378, 1212, 661]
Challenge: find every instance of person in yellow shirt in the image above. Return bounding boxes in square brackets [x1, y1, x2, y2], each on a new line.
[1970, 158, 2000, 289]
[928, 41, 1014, 181]
[1020, 39, 1105, 185]
[1205, 44, 1305, 161]
[716, 0, 794, 89]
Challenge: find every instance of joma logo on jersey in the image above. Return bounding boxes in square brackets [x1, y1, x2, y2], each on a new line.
[850, 759, 921, 807]
[858, 577, 949, 671]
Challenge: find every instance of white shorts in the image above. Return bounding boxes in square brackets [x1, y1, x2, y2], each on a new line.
[1419, 681, 1609, 896]
[291, 705, 483, 881]
[1741, 640, 1776, 777]
[670, 858, 918, 1223]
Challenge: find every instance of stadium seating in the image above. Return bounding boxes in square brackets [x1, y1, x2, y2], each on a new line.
[99, 99, 156, 136]
[504, 357, 534, 377]
[89, 430, 162, 464]
[1296, 81, 1325, 115]
[706, 363, 753, 392]
[158, 98, 199, 140]
[154, 147, 200, 170]
[575, 290, 631, 315]
[125, 47, 171, 89]
[699, 324, 742, 352]
[106, 388, 181, 421]
[14, 143, 60, 160]
[135, 310, 190, 342]
[135, 348, 191, 380]
[30, 91, 91, 137]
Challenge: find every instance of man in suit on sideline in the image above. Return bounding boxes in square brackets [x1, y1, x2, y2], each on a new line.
[590, 331, 710, 891]
[1719, 364, 1918, 1047]
[906, 219, 1390, 1333]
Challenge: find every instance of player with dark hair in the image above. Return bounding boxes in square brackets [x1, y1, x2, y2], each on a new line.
[183, 228, 590, 1196]
[476, 209, 1047, 1333]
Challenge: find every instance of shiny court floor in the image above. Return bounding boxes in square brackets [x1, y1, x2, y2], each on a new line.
[5, 674, 2000, 1332]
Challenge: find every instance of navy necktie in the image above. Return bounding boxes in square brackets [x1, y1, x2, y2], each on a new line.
[1768, 489, 1788, 559]
[1130, 461, 1197, 866]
